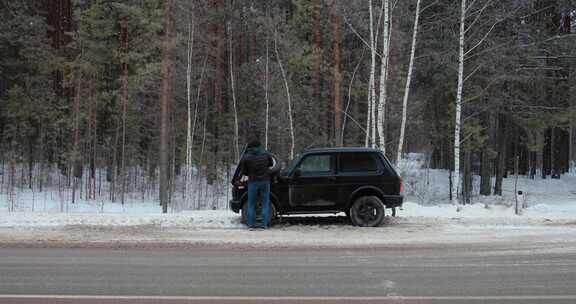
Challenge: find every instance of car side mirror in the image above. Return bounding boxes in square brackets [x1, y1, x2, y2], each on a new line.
[293, 169, 302, 179]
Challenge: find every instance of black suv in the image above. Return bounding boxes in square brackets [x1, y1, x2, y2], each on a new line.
[230, 147, 403, 227]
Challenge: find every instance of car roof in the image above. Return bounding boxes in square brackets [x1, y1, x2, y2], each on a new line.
[302, 147, 383, 154]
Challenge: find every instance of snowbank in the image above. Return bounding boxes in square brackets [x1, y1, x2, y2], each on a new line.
[0, 200, 573, 230]
[0, 210, 243, 229]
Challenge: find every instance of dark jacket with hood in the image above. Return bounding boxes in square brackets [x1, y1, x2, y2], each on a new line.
[236, 146, 273, 182]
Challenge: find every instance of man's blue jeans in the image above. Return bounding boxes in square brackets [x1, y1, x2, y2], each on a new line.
[247, 180, 270, 228]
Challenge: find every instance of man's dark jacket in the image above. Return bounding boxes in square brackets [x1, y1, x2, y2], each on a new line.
[236, 147, 273, 182]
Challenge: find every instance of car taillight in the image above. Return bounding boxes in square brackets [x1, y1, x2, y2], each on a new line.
[399, 177, 404, 194]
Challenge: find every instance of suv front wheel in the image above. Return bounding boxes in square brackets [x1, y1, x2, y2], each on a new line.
[349, 196, 385, 227]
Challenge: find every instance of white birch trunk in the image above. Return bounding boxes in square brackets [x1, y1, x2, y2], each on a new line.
[228, 23, 240, 162]
[364, 81, 372, 147]
[453, 0, 466, 205]
[185, 22, 194, 199]
[192, 55, 208, 156]
[377, 0, 390, 152]
[275, 31, 295, 159]
[366, 0, 376, 147]
[397, 0, 421, 165]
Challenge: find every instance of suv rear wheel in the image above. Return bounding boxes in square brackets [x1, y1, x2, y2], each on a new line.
[349, 196, 385, 227]
[242, 200, 277, 227]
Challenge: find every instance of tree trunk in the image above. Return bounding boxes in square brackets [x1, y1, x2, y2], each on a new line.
[120, 66, 128, 206]
[463, 149, 472, 204]
[494, 115, 506, 196]
[448, 166, 453, 201]
[397, 0, 421, 165]
[331, 3, 342, 147]
[549, 127, 556, 178]
[28, 138, 34, 190]
[452, 0, 466, 204]
[537, 134, 544, 179]
[86, 81, 93, 199]
[313, 0, 325, 142]
[479, 148, 492, 196]
[160, 0, 173, 213]
[274, 31, 295, 160]
[92, 82, 97, 199]
[377, 0, 390, 152]
[110, 120, 119, 202]
[228, 22, 240, 161]
[196, 105, 208, 210]
[185, 22, 194, 201]
[120, 23, 129, 206]
[366, 0, 377, 148]
[570, 122, 575, 174]
[265, 35, 270, 150]
[71, 68, 82, 205]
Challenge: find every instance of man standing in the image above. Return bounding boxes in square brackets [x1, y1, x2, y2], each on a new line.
[235, 140, 273, 229]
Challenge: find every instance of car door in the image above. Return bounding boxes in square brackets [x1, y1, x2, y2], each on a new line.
[288, 153, 339, 211]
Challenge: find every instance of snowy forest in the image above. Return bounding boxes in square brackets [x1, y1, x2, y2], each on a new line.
[1, 0, 575, 213]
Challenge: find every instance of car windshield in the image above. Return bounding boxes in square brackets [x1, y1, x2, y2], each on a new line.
[281, 154, 301, 176]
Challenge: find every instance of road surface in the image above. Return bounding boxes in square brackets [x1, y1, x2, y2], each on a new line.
[1, 242, 575, 303]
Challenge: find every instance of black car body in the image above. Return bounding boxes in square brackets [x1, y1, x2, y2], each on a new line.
[230, 147, 403, 226]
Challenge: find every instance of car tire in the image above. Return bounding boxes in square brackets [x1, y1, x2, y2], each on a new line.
[349, 196, 385, 227]
[242, 199, 277, 227]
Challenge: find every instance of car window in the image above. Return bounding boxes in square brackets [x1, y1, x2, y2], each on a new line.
[339, 153, 379, 173]
[296, 154, 332, 175]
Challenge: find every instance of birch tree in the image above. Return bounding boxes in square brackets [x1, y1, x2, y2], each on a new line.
[453, 0, 508, 204]
[264, 35, 270, 150]
[452, 0, 466, 205]
[274, 30, 295, 160]
[397, 0, 422, 165]
[366, 0, 377, 148]
[185, 21, 194, 201]
[228, 22, 239, 162]
[376, 0, 390, 152]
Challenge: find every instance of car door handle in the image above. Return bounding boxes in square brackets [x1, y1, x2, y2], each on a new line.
[327, 176, 337, 181]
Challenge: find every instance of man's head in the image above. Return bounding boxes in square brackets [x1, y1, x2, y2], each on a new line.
[247, 140, 261, 149]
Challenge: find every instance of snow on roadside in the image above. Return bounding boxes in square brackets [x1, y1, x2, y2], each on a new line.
[0, 210, 243, 229]
[401, 201, 575, 222]
[0, 201, 575, 247]
[0, 201, 574, 230]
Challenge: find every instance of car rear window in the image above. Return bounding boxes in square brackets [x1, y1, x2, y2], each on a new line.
[339, 153, 379, 173]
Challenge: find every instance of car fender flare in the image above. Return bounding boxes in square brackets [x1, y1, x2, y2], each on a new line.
[347, 186, 386, 208]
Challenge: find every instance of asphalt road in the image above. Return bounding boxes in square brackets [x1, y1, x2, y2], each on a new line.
[1, 243, 576, 304]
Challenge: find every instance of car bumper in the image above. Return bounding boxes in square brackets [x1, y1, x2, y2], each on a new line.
[229, 200, 241, 213]
[383, 195, 403, 208]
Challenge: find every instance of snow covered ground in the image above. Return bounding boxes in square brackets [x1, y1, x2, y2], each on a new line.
[0, 198, 574, 248]
[0, 201, 574, 229]
[0, 155, 575, 247]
